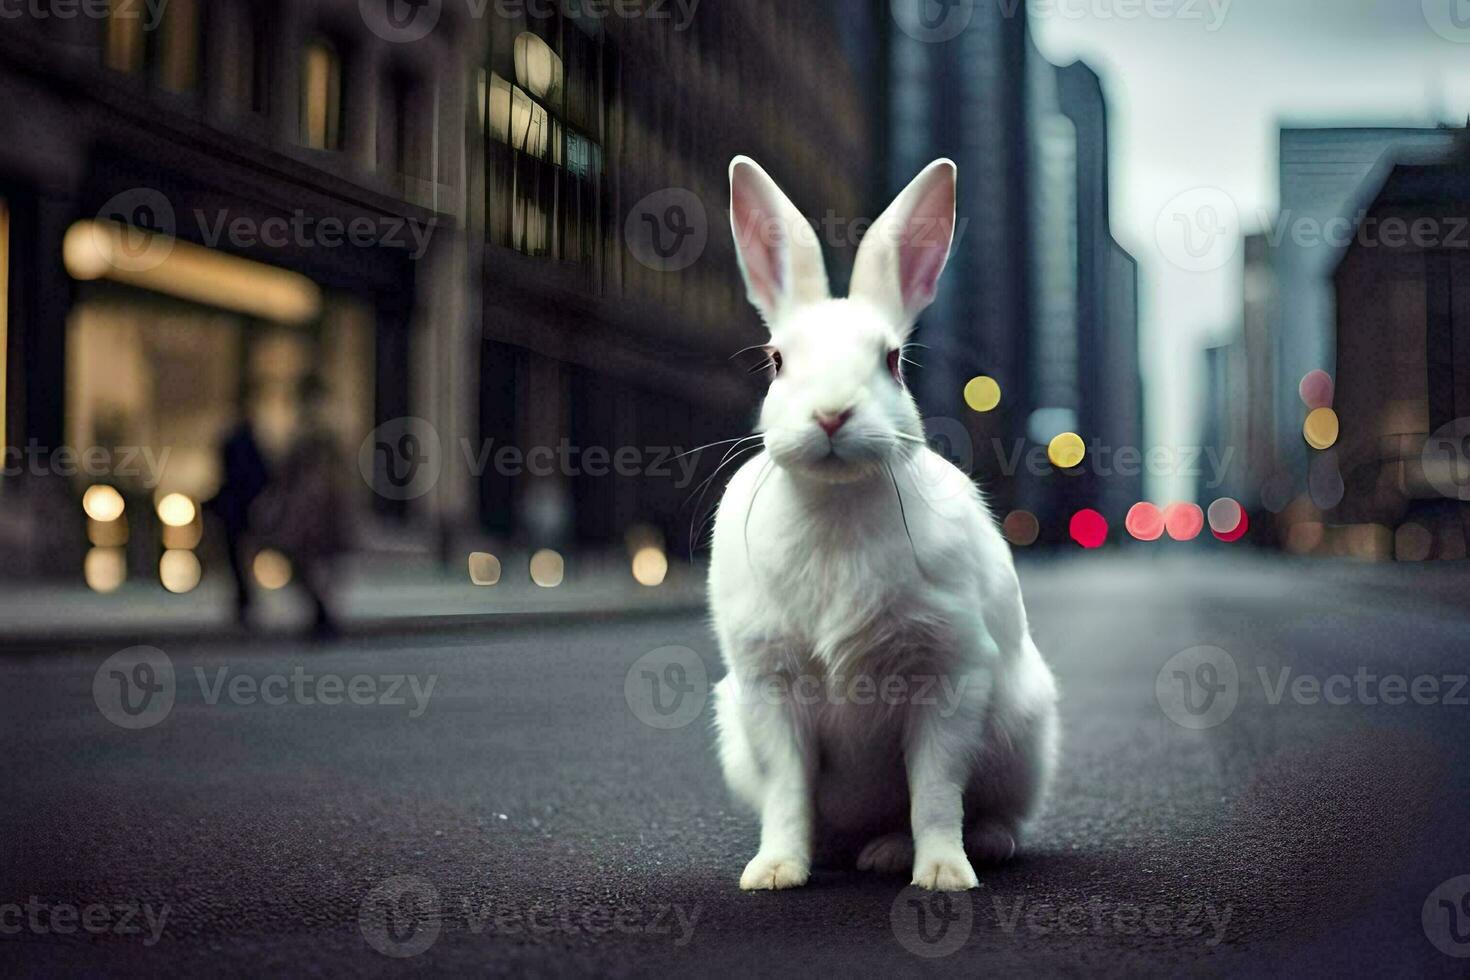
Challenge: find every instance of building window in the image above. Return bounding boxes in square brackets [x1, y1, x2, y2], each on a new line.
[238, 2, 273, 116]
[104, 0, 201, 95]
[301, 40, 343, 151]
[381, 70, 430, 179]
[0, 199, 8, 457]
[483, 14, 608, 276]
[104, 0, 145, 75]
[156, 0, 201, 93]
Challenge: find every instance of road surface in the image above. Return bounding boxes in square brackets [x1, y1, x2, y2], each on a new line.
[2, 557, 1468, 977]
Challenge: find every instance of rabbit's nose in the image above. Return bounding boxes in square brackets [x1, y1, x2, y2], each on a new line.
[815, 410, 853, 437]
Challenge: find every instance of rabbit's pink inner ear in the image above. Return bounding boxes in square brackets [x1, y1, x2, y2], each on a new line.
[897, 172, 956, 314]
[731, 173, 788, 315]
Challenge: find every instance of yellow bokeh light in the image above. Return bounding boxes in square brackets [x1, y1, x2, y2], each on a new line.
[468, 552, 502, 587]
[253, 549, 293, 591]
[1047, 432, 1086, 470]
[156, 493, 197, 528]
[82, 484, 126, 523]
[159, 549, 202, 594]
[1304, 408, 1339, 450]
[84, 547, 126, 593]
[631, 546, 668, 587]
[530, 549, 564, 588]
[963, 376, 1002, 413]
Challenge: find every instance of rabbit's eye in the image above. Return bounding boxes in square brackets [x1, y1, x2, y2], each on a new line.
[887, 349, 903, 383]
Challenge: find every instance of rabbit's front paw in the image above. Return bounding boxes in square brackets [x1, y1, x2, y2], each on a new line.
[739, 853, 810, 891]
[911, 845, 979, 892]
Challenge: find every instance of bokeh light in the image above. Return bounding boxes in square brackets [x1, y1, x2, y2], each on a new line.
[530, 549, 565, 588]
[468, 552, 502, 586]
[84, 547, 126, 593]
[88, 515, 130, 548]
[82, 485, 125, 523]
[1285, 521, 1325, 555]
[159, 549, 202, 594]
[1298, 370, 1334, 410]
[1308, 450, 1345, 510]
[1047, 432, 1086, 470]
[631, 546, 668, 587]
[1163, 502, 1205, 542]
[253, 549, 293, 590]
[1002, 510, 1040, 547]
[1206, 498, 1243, 535]
[1069, 509, 1108, 549]
[1125, 502, 1165, 541]
[155, 493, 197, 528]
[1303, 407, 1340, 450]
[1214, 509, 1250, 543]
[963, 376, 1002, 413]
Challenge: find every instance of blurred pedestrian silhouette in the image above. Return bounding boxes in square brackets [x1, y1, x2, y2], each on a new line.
[253, 375, 352, 637]
[207, 388, 270, 625]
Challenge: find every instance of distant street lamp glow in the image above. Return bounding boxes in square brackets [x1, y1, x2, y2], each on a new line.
[631, 547, 668, 587]
[253, 550, 293, 591]
[468, 552, 503, 587]
[1048, 432, 1086, 470]
[159, 550, 202, 594]
[1304, 408, 1340, 450]
[964, 376, 1002, 413]
[85, 547, 126, 593]
[83, 485, 126, 523]
[530, 549, 564, 588]
[156, 493, 197, 528]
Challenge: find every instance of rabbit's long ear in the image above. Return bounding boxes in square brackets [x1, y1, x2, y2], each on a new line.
[849, 159, 957, 334]
[729, 156, 830, 326]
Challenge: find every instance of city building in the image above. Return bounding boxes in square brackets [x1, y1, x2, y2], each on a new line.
[0, 1, 876, 589]
[1330, 136, 1470, 560]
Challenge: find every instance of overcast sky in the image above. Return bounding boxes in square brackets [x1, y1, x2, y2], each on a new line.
[1030, 0, 1470, 502]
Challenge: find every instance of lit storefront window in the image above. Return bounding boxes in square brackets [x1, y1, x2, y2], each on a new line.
[157, 0, 201, 94]
[302, 40, 343, 151]
[104, 0, 145, 75]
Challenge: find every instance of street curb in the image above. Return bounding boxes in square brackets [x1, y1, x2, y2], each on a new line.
[0, 599, 710, 653]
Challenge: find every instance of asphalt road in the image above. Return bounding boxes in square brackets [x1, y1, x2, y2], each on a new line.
[2, 556, 1469, 977]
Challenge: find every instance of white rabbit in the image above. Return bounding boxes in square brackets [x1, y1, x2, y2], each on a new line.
[708, 156, 1059, 892]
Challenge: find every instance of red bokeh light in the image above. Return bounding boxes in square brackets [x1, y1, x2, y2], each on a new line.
[1070, 509, 1109, 549]
[1163, 503, 1205, 542]
[1125, 502, 1165, 541]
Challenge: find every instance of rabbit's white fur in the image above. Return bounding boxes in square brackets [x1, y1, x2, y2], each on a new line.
[709, 157, 1058, 892]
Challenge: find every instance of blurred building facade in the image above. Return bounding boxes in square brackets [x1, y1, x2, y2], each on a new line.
[1331, 138, 1470, 560]
[0, 1, 876, 587]
[1222, 124, 1470, 559]
[874, 2, 1140, 539]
